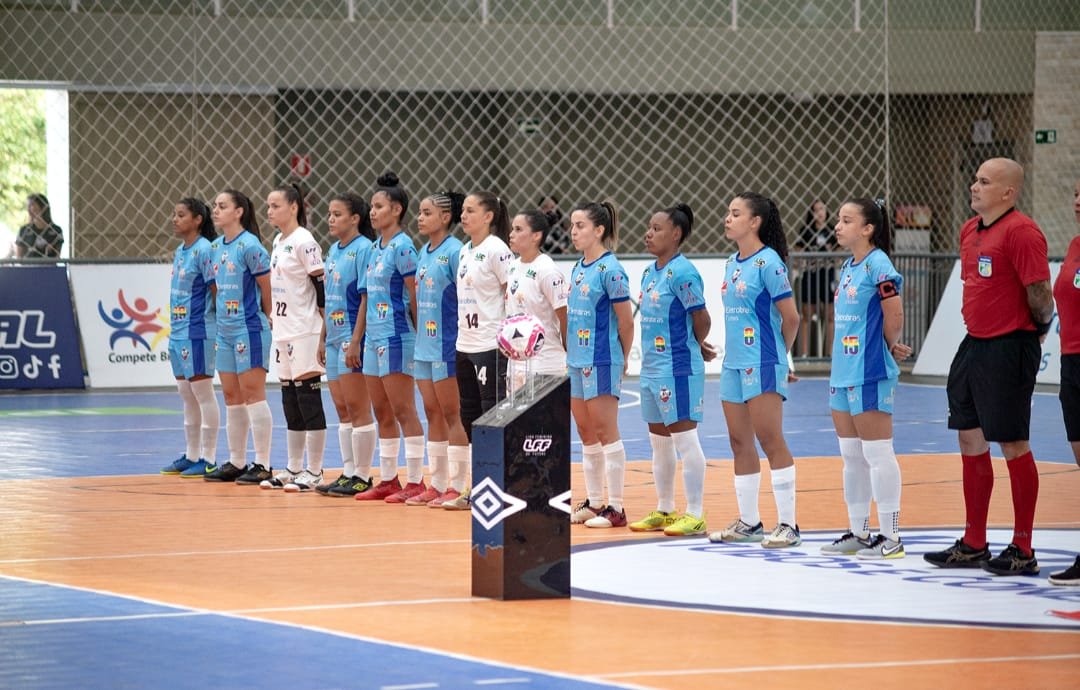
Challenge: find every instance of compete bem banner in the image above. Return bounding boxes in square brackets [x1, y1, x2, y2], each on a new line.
[0, 266, 85, 389]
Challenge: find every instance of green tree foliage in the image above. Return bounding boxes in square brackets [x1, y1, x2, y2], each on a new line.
[0, 90, 47, 234]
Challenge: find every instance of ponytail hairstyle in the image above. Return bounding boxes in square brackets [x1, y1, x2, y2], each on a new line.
[572, 200, 619, 250]
[517, 208, 551, 247]
[847, 196, 892, 256]
[222, 189, 261, 239]
[331, 192, 375, 241]
[426, 190, 466, 230]
[273, 182, 307, 228]
[374, 170, 409, 224]
[736, 192, 787, 263]
[179, 197, 217, 242]
[663, 202, 694, 245]
[27, 193, 54, 225]
[471, 190, 511, 243]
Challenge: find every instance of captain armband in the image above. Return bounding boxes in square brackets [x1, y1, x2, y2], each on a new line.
[877, 280, 899, 300]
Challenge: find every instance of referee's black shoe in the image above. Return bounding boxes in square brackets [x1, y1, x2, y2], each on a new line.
[981, 544, 1039, 576]
[235, 463, 272, 485]
[203, 462, 246, 482]
[923, 538, 991, 568]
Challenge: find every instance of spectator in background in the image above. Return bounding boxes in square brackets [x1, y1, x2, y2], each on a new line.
[794, 199, 836, 357]
[15, 194, 64, 259]
[539, 194, 572, 255]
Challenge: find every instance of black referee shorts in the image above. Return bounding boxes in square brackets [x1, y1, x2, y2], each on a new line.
[1060, 354, 1080, 443]
[946, 331, 1040, 442]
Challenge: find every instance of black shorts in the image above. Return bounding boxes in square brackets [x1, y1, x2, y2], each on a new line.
[946, 331, 1040, 442]
[1060, 354, 1080, 442]
[456, 349, 507, 440]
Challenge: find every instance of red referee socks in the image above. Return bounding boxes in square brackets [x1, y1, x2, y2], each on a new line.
[961, 451, 994, 549]
[1006, 451, 1039, 555]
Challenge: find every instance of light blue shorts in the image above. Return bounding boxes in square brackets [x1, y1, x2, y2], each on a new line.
[362, 335, 415, 378]
[169, 338, 214, 379]
[720, 364, 789, 403]
[569, 364, 621, 400]
[324, 339, 363, 382]
[830, 378, 897, 415]
[215, 328, 271, 374]
[414, 358, 455, 382]
[640, 374, 704, 426]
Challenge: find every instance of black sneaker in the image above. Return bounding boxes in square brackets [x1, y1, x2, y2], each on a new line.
[923, 538, 991, 568]
[981, 544, 1039, 576]
[317, 474, 352, 496]
[235, 463, 272, 485]
[1048, 555, 1080, 586]
[327, 476, 372, 498]
[203, 462, 246, 482]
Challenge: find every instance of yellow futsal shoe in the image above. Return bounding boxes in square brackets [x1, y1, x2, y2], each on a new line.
[628, 510, 677, 532]
[663, 513, 707, 537]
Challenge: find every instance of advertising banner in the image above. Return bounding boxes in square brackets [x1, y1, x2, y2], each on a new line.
[0, 265, 85, 389]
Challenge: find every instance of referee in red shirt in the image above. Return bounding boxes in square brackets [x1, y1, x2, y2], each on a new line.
[924, 158, 1053, 576]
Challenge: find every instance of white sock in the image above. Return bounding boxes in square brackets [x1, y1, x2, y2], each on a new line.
[351, 423, 376, 480]
[404, 435, 425, 485]
[582, 442, 604, 506]
[601, 440, 626, 511]
[246, 400, 273, 467]
[287, 430, 306, 473]
[770, 464, 797, 527]
[862, 438, 902, 540]
[176, 380, 200, 460]
[839, 436, 872, 538]
[306, 429, 326, 474]
[191, 379, 219, 463]
[734, 472, 762, 526]
[429, 440, 449, 492]
[672, 429, 706, 517]
[650, 433, 678, 513]
[448, 444, 469, 492]
[379, 437, 400, 483]
[225, 403, 250, 469]
[338, 422, 355, 477]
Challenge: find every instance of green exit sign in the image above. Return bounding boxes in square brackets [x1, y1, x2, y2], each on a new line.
[1035, 129, 1057, 144]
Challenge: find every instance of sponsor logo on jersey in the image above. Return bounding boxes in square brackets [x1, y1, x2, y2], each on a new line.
[843, 335, 860, 355]
[580, 284, 590, 297]
[735, 281, 747, 296]
[753, 258, 766, 268]
[721, 280, 728, 295]
[665, 268, 673, 278]
[597, 262, 607, 273]
[654, 336, 666, 353]
[743, 327, 755, 346]
[286, 343, 294, 357]
[574, 270, 584, 285]
[510, 280, 519, 294]
[376, 303, 389, 319]
[425, 320, 437, 337]
[474, 252, 486, 261]
[577, 329, 591, 347]
[526, 269, 537, 279]
[437, 254, 449, 265]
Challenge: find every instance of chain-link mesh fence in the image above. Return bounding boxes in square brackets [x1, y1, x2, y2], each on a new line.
[1, 0, 1077, 260]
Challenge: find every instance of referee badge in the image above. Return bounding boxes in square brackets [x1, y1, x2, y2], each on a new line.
[978, 255, 992, 278]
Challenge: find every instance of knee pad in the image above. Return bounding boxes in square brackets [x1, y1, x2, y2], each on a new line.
[281, 383, 304, 431]
[296, 376, 327, 430]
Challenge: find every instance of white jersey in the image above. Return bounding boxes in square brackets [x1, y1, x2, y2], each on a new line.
[505, 253, 568, 374]
[456, 234, 512, 353]
[270, 227, 325, 340]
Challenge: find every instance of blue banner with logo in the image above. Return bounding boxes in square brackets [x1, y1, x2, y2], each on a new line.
[0, 266, 85, 389]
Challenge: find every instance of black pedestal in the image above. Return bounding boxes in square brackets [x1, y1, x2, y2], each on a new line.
[471, 374, 572, 600]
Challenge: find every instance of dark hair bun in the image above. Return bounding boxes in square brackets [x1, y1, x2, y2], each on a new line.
[674, 203, 694, 230]
[377, 171, 401, 188]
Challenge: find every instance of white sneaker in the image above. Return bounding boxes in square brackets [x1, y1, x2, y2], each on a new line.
[856, 534, 905, 560]
[570, 499, 600, 524]
[708, 518, 764, 543]
[762, 523, 802, 549]
[260, 469, 298, 490]
[441, 489, 471, 511]
[821, 531, 872, 555]
[284, 469, 323, 493]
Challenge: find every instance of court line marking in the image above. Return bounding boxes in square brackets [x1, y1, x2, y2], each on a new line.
[595, 653, 1080, 678]
[0, 573, 649, 690]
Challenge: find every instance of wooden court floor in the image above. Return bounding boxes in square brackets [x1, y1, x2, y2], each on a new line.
[1, 453, 1077, 689]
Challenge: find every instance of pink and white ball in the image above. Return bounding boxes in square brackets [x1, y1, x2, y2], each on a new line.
[497, 314, 546, 361]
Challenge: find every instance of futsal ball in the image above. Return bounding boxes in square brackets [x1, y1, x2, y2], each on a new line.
[497, 314, 546, 361]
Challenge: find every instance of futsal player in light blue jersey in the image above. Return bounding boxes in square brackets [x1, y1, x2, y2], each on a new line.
[345, 172, 427, 504]
[710, 192, 803, 548]
[629, 203, 718, 537]
[821, 198, 912, 560]
[565, 201, 635, 528]
[315, 193, 377, 498]
[161, 198, 221, 478]
[410, 190, 468, 507]
[204, 190, 274, 483]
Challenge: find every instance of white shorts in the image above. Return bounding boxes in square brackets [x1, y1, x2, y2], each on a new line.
[273, 333, 325, 381]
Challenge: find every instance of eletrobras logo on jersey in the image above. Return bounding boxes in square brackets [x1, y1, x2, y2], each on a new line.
[572, 529, 1080, 630]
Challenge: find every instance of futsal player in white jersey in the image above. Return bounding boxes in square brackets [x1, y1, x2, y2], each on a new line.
[161, 197, 220, 478]
[260, 183, 328, 492]
[449, 191, 514, 510]
[505, 208, 568, 391]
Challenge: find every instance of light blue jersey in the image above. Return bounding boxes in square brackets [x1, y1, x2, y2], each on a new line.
[639, 254, 706, 377]
[169, 236, 216, 341]
[361, 231, 418, 341]
[566, 252, 630, 368]
[212, 230, 270, 338]
[415, 235, 462, 363]
[721, 246, 792, 370]
[830, 248, 903, 387]
[324, 235, 372, 346]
